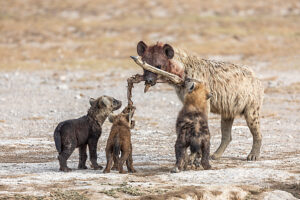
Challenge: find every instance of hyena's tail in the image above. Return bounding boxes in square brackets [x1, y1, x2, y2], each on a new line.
[113, 135, 120, 158]
[54, 122, 64, 153]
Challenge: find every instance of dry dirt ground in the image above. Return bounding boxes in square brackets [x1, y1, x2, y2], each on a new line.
[0, 0, 300, 199]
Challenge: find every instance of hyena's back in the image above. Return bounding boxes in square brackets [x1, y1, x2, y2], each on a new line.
[176, 110, 210, 147]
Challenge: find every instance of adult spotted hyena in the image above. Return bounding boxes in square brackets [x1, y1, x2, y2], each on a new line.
[137, 41, 264, 161]
[172, 81, 212, 173]
[54, 96, 122, 172]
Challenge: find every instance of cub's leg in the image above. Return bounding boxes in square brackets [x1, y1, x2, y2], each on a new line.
[58, 142, 76, 172]
[201, 140, 211, 170]
[103, 146, 113, 173]
[171, 135, 187, 173]
[212, 117, 234, 160]
[88, 136, 103, 170]
[126, 144, 136, 173]
[111, 155, 119, 170]
[78, 144, 88, 169]
[244, 105, 262, 161]
[118, 149, 130, 174]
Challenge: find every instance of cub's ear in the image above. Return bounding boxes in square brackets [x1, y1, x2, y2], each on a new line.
[101, 96, 111, 107]
[188, 82, 195, 93]
[89, 98, 96, 106]
[108, 114, 116, 123]
[137, 41, 147, 56]
[206, 93, 213, 99]
[163, 44, 174, 59]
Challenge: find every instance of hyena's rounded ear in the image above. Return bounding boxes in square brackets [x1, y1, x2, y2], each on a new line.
[101, 96, 111, 108]
[89, 98, 96, 106]
[206, 93, 213, 100]
[137, 41, 147, 56]
[163, 44, 174, 59]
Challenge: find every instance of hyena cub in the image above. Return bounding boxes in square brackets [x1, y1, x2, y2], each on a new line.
[171, 81, 212, 173]
[54, 96, 122, 172]
[103, 106, 136, 174]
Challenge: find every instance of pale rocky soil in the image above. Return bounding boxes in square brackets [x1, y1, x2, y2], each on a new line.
[0, 0, 300, 199]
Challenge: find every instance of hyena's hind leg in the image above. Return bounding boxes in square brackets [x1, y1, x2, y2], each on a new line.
[211, 117, 234, 160]
[58, 143, 76, 172]
[244, 105, 262, 161]
[171, 136, 188, 173]
[201, 140, 211, 170]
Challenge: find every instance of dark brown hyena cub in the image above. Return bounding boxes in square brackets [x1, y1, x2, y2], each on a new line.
[54, 95, 122, 172]
[171, 81, 212, 173]
[103, 106, 136, 174]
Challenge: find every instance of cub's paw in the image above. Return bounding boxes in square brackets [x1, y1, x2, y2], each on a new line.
[128, 168, 136, 173]
[60, 167, 72, 172]
[78, 164, 88, 170]
[91, 164, 103, 170]
[111, 165, 119, 171]
[202, 163, 211, 170]
[171, 167, 180, 173]
[103, 168, 110, 173]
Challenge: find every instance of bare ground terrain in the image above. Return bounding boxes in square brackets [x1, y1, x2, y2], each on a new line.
[0, 0, 299, 199]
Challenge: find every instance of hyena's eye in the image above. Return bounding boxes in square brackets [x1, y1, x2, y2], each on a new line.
[156, 65, 161, 69]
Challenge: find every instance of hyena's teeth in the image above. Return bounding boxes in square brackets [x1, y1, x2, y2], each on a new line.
[144, 84, 151, 93]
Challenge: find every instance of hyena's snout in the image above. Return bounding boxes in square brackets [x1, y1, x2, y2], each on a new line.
[144, 70, 157, 86]
[112, 99, 122, 111]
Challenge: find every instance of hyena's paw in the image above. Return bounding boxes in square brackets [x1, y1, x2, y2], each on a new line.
[103, 168, 110, 173]
[128, 168, 136, 173]
[119, 170, 127, 174]
[60, 167, 72, 172]
[111, 165, 119, 171]
[247, 153, 259, 161]
[210, 153, 221, 160]
[171, 167, 180, 173]
[78, 164, 88, 170]
[202, 163, 211, 170]
[91, 164, 103, 170]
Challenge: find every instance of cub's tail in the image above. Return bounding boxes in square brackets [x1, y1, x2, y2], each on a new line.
[113, 135, 120, 158]
[54, 122, 64, 153]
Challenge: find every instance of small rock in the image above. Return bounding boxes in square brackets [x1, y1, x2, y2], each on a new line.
[75, 94, 82, 99]
[56, 84, 68, 90]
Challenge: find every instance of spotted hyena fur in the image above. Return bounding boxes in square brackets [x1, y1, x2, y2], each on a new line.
[138, 41, 264, 161]
[171, 81, 212, 173]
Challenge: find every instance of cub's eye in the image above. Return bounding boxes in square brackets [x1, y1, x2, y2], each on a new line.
[113, 99, 119, 106]
[156, 65, 161, 69]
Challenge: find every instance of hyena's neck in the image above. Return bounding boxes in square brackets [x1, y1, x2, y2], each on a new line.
[87, 109, 110, 127]
[178, 54, 210, 84]
[184, 103, 207, 116]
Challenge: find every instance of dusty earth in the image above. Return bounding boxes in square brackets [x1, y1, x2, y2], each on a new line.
[0, 0, 300, 199]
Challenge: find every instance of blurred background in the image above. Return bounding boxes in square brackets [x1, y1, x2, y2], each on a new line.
[0, 0, 299, 71]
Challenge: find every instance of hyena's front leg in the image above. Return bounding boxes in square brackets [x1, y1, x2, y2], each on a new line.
[78, 144, 88, 169]
[244, 106, 262, 161]
[88, 137, 103, 170]
[171, 137, 187, 173]
[212, 117, 234, 160]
